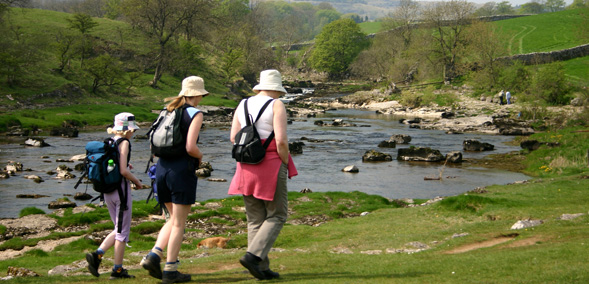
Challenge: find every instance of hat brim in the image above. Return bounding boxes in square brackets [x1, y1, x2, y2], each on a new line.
[178, 88, 209, 97]
[113, 124, 140, 131]
[252, 84, 287, 94]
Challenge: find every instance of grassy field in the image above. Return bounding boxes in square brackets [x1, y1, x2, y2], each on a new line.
[0, 127, 588, 283]
[359, 21, 383, 34]
[494, 9, 587, 55]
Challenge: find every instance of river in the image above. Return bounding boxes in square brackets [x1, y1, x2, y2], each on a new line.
[0, 108, 529, 218]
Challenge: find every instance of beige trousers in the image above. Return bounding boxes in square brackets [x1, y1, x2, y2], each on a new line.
[244, 163, 288, 270]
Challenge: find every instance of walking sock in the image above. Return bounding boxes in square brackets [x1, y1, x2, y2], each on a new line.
[163, 262, 178, 274]
[113, 264, 123, 272]
[149, 247, 163, 259]
[96, 248, 105, 256]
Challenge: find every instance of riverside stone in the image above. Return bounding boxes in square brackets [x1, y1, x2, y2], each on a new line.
[397, 147, 444, 162]
[463, 139, 494, 151]
[342, 165, 359, 173]
[362, 150, 393, 162]
[389, 134, 411, 144]
[24, 138, 50, 147]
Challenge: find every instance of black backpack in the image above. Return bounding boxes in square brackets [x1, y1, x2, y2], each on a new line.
[232, 98, 275, 164]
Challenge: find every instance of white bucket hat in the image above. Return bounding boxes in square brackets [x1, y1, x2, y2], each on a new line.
[252, 69, 287, 94]
[178, 76, 209, 97]
[113, 112, 140, 131]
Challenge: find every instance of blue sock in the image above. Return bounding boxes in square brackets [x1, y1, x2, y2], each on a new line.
[113, 264, 123, 272]
[96, 248, 105, 255]
[154, 246, 163, 252]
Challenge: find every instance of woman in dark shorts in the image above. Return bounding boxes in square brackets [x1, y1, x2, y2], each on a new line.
[141, 76, 207, 284]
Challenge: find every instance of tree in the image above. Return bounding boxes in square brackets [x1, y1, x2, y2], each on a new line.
[310, 18, 369, 78]
[475, 2, 496, 16]
[568, 0, 588, 9]
[545, 0, 566, 12]
[84, 54, 124, 93]
[52, 31, 77, 73]
[67, 13, 98, 68]
[496, 1, 514, 14]
[122, 0, 213, 87]
[421, 0, 475, 82]
[519, 2, 544, 14]
[465, 21, 507, 88]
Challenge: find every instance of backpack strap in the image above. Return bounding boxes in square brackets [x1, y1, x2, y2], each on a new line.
[244, 98, 275, 149]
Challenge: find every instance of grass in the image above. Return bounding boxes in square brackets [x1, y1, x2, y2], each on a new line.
[494, 9, 587, 55]
[358, 21, 382, 34]
[1, 126, 588, 283]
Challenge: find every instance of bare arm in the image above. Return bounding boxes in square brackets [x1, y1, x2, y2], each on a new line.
[230, 105, 242, 144]
[118, 140, 142, 188]
[186, 112, 204, 160]
[272, 100, 289, 164]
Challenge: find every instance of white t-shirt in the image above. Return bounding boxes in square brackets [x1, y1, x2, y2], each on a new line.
[236, 95, 275, 139]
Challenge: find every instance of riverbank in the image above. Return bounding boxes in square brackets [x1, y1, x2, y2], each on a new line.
[1, 109, 588, 282]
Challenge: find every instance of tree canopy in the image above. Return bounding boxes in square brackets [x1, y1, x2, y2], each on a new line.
[310, 18, 369, 78]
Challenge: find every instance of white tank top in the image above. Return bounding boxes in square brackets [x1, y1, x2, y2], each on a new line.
[236, 95, 275, 139]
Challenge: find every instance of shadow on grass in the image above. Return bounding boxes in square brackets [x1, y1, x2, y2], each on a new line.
[198, 271, 431, 282]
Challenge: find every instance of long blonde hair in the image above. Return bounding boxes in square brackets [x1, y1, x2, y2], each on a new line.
[164, 96, 187, 112]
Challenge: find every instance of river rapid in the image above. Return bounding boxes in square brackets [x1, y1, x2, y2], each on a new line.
[0, 108, 529, 219]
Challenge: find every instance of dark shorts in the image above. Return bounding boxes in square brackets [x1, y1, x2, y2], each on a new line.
[155, 156, 198, 205]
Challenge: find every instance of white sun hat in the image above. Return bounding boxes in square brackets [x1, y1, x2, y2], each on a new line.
[178, 76, 209, 97]
[113, 112, 140, 131]
[252, 69, 287, 94]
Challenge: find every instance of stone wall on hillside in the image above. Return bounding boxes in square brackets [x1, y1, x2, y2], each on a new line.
[496, 44, 589, 65]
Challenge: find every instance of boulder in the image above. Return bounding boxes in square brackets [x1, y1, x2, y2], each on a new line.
[55, 165, 75, 179]
[441, 112, 455, 119]
[377, 140, 396, 148]
[510, 219, 543, 230]
[48, 199, 77, 209]
[24, 138, 50, 147]
[463, 139, 494, 151]
[50, 127, 79, 137]
[73, 192, 93, 200]
[6, 161, 24, 173]
[445, 151, 463, 163]
[23, 175, 44, 183]
[199, 161, 214, 172]
[342, 165, 359, 173]
[520, 140, 541, 151]
[289, 142, 305, 154]
[389, 134, 411, 144]
[397, 147, 444, 162]
[16, 194, 49, 199]
[362, 150, 393, 162]
[195, 168, 211, 178]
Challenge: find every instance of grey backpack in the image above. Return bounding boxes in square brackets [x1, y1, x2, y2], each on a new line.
[148, 107, 186, 158]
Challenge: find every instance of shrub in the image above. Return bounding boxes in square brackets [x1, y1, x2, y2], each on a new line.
[531, 63, 571, 105]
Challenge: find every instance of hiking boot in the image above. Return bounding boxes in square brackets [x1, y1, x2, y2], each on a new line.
[262, 269, 280, 280]
[86, 252, 102, 277]
[162, 271, 191, 284]
[239, 252, 265, 280]
[109, 268, 135, 280]
[141, 253, 162, 279]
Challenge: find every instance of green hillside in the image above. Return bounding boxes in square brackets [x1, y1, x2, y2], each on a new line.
[493, 9, 587, 55]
